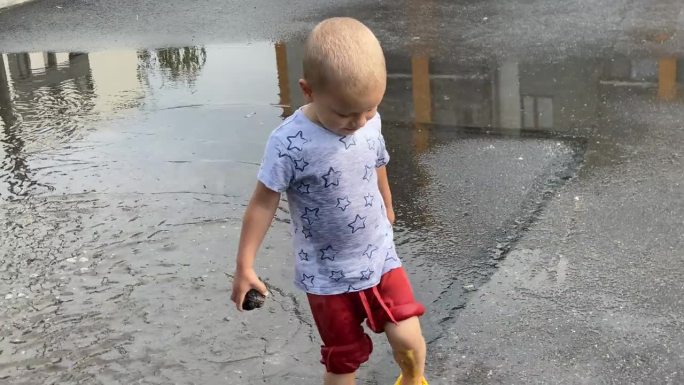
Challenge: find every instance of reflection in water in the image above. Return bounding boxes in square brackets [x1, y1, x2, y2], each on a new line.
[138, 47, 207, 85]
[495, 61, 523, 131]
[0, 42, 681, 201]
[89, 50, 144, 113]
[411, 55, 432, 154]
[0, 52, 97, 198]
[411, 56, 432, 124]
[0, 53, 23, 198]
[274, 42, 294, 117]
[658, 57, 678, 101]
[0, 46, 209, 199]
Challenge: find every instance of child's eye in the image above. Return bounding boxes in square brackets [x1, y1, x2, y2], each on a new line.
[336, 111, 349, 118]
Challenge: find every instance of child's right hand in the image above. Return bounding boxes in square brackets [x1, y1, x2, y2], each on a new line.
[230, 268, 269, 312]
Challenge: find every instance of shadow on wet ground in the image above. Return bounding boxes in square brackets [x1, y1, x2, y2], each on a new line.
[0, 31, 682, 384]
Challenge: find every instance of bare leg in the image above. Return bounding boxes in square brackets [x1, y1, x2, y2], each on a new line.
[385, 317, 426, 385]
[324, 371, 356, 385]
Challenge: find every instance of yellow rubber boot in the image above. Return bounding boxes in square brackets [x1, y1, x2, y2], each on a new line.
[394, 375, 429, 385]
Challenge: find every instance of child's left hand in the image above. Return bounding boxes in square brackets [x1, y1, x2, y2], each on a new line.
[387, 206, 395, 225]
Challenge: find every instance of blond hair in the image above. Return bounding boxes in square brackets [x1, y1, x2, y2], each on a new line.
[303, 17, 386, 95]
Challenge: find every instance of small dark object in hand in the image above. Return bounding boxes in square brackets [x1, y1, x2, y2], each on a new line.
[242, 289, 265, 311]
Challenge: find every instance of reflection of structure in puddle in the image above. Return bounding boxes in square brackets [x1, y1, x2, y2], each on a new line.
[0, 52, 96, 197]
[0, 53, 23, 198]
[658, 57, 678, 101]
[411, 55, 432, 153]
[406, 0, 436, 153]
[273, 41, 682, 137]
[0, 49, 147, 198]
[274, 42, 293, 117]
[1, 42, 682, 198]
[0, 46, 209, 198]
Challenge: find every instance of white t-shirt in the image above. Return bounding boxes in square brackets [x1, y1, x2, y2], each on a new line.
[257, 108, 402, 295]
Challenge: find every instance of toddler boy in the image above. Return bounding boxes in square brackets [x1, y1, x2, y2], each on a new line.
[230, 17, 428, 385]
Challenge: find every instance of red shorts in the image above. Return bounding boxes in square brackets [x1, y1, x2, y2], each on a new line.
[307, 267, 425, 374]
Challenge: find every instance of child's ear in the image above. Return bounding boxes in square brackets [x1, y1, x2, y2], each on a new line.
[298, 79, 314, 103]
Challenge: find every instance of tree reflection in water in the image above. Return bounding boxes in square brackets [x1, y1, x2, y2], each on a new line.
[138, 47, 207, 85]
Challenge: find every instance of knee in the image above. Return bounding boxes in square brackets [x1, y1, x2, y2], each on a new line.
[321, 334, 373, 374]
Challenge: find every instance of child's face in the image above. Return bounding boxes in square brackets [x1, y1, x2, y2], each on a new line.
[300, 80, 385, 136]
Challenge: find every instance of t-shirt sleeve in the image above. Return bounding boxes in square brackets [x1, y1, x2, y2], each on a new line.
[257, 132, 295, 193]
[376, 120, 390, 168]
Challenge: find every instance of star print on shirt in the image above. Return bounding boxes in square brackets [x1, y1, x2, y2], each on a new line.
[336, 196, 351, 211]
[320, 245, 335, 261]
[297, 182, 311, 194]
[302, 226, 312, 239]
[299, 250, 309, 261]
[294, 158, 309, 172]
[277, 149, 293, 161]
[329, 270, 345, 282]
[364, 194, 374, 207]
[348, 215, 367, 233]
[345, 284, 361, 293]
[301, 207, 320, 226]
[300, 273, 315, 290]
[363, 165, 374, 181]
[363, 244, 378, 259]
[367, 137, 376, 150]
[287, 131, 309, 151]
[323, 167, 341, 188]
[360, 268, 374, 280]
[339, 135, 357, 149]
[385, 251, 397, 262]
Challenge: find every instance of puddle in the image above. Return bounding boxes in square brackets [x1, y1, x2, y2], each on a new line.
[0, 41, 682, 383]
[2, 43, 681, 197]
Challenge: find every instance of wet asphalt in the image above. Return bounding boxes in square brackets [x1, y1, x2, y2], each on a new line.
[0, 1, 683, 384]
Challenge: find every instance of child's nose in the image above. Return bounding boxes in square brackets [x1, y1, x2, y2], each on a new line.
[353, 116, 367, 128]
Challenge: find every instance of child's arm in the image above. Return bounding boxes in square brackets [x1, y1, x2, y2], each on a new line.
[230, 181, 280, 311]
[377, 165, 395, 224]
